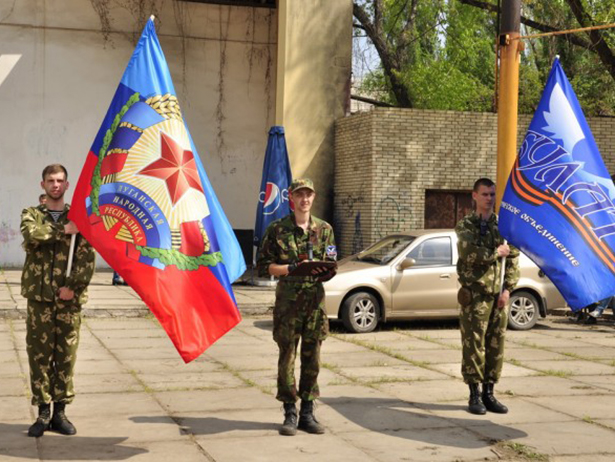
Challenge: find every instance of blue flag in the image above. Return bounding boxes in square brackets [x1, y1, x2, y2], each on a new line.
[500, 58, 615, 310]
[254, 126, 293, 247]
[70, 18, 245, 361]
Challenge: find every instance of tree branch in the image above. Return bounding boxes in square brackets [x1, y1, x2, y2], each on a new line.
[351, 94, 394, 107]
[353, 2, 413, 106]
[564, 0, 615, 81]
[396, 0, 419, 54]
[374, 0, 384, 36]
[457, 0, 593, 50]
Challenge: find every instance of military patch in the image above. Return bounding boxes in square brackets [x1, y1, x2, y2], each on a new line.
[326, 245, 337, 260]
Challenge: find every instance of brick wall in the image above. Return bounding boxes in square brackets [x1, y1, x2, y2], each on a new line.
[334, 108, 615, 258]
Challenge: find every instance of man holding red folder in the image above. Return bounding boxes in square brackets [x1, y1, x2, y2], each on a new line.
[257, 178, 337, 436]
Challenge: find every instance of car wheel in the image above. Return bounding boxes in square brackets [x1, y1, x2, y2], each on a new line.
[341, 292, 380, 333]
[508, 290, 539, 331]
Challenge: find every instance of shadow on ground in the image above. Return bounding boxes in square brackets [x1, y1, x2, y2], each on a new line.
[0, 423, 148, 460]
[130, 416, 278, 435]
[320, 397, 527, 448]
[253, 319, 273, 332]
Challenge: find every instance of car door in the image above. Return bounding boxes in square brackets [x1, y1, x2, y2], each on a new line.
[390, 236, 459, 317]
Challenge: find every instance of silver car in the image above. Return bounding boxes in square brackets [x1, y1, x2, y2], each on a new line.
[324, 230, 566, 333]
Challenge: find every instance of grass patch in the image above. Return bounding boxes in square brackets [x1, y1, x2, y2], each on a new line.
[127, 369, 155, 394]
[496, 441, 549, 461]
[363, 376, 414, 385]
[538, 369, 573, 378]
[321, 361, 365, 386]
[330, 333, 447, 376]
[412, 334, 461, 350]
[514, 340, 540, 349]
[506, 358, 525, 368]
[559, 351, 587, 360]
[369, 360, 394, 367]
[327, 379, 349, 386]
[580, 414, 615, 432]
[510, 338, 609, 366]
[321, 362, 342, 373]
[207, 359, 274, 396]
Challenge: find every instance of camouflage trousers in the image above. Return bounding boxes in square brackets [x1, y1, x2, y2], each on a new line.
[26, 299, 82, 406]
[273, 282, 328, 403]
[459, 290, 508, 384]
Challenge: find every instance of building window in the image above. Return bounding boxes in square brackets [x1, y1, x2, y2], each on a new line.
[424, 190, 473, 229]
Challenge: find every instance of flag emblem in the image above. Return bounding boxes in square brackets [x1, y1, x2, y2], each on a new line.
[87, 94, 221, 270]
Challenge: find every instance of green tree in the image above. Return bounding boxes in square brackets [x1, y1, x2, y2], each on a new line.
[354, 0, 615, 115]
[354, 0, 500, 111]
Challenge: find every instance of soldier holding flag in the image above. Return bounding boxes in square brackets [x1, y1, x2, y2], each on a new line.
[456, 178, 519, 415]
[21, 164, 95, 437]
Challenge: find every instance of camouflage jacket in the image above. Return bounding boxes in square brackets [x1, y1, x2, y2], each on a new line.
[20, 204, 96, 305]
[455, 211, 520, 295]
[257, 213, 336, 286]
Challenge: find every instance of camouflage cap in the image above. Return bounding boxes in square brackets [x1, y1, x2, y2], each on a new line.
[289, 178, 315, 193]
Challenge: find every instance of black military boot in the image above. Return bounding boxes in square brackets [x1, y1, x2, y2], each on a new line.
[50, 402, 77, 435]
[28, 403, 51, 437]
[482, 383, 508, 414]
[468, 383, 487, 415]
[298, 400, 325, 434]
[279, 403, 298, 436]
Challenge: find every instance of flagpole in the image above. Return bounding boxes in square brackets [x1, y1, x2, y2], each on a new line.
[496, 0, 521, 298]
[496, 0, 521, 210]
[66, 234, 76, 277]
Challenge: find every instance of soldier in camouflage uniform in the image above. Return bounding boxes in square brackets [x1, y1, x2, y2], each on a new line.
[456, 178, 519, 415]
[257, 178, 336, 436]
[21, 164, 95, 437]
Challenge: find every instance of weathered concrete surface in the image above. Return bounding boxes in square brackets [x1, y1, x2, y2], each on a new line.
[1, 312, 615, 461]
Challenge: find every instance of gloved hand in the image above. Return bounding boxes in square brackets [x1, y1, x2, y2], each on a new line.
[316, 267, 337, 282]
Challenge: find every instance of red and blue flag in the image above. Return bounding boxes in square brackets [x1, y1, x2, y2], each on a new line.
[500, 58, 615, 310]
[69, 17, 245, 362]
[254, 126, 293, 247]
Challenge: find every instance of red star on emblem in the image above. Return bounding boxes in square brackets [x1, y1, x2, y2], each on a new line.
[139, 132, 204, 206]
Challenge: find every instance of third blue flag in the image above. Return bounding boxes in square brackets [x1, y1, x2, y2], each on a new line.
[500, 58, 615, 310]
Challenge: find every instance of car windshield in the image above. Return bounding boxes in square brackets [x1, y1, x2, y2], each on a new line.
[356, 235, 416, 265]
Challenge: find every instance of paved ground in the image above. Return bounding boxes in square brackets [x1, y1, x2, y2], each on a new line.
[2, 269, 615, 461]
[0, 270, 275, 318]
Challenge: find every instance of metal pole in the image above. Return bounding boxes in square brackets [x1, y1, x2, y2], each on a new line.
[66, 234, 76, 277]
[496, 0, 521, 296]
[495, 0, 521, 212]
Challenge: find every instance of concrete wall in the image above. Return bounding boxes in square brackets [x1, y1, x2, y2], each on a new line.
[0, 0, 276, 267]
[335, 108, 615, 258]
[275, 0, 353, 222]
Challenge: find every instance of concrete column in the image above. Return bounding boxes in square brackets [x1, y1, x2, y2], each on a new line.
[275, 0, 353, 221]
